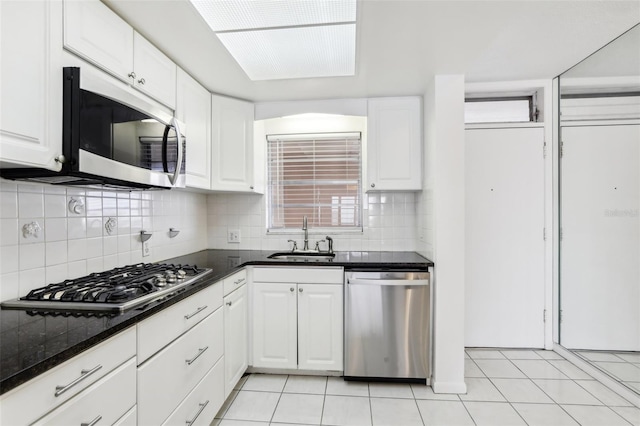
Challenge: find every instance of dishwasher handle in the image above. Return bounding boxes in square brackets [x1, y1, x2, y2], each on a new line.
[347, 278, 429, 286]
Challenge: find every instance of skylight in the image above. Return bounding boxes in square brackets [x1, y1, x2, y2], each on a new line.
[189, 0, 357, 81]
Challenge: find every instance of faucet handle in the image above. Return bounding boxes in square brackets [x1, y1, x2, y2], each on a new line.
[314, 240, 326, 252]
[287, 239, 298, 252]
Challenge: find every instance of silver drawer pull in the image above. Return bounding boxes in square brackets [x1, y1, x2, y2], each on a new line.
[185, 346, 208, 365]
[54, 365, 102, 397]
[81, 415, 102, 426]
[184, 305, 208, 320]
[234, 278, 245, 285]
[185, 400, 209, 426]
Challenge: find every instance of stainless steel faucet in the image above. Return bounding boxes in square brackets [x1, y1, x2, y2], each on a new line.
[302, 216, 309, 251]
[325, 235, 334, 254]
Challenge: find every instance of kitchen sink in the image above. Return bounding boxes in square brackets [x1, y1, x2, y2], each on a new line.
[268, 252, 336, 261]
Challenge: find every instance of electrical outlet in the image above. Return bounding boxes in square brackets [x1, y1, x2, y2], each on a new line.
[228, 229, 241, 243]
[142, 240, 150, 257]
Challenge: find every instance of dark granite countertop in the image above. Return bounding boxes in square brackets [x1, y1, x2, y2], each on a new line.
[0, 250, 432, 395]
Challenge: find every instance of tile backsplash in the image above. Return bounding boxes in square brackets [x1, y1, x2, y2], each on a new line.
[0, 179, 207, 302]
[207, 192, 418, 253]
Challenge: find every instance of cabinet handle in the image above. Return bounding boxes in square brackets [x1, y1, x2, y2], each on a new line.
[234, 278, 245, 285]
[226, 301, 232, 306]
[186, 400, 209, 426]
[55, 154, 66, 164]
[250, 186, 254, 190]
[128, 71, 136, 79]
[371, 183, 376, 188]
[290, 287, 295, 292]
[81, 415, 102, 426]
[137, 78, 146, 85]
[184, 305, 208, 320]
[299, 287, 304, 293]
[186, 346, 209, 365]
[54, 365, 102, 397]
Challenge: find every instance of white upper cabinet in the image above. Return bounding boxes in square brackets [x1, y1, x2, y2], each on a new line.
[63, 0, 176, 109]
[132, 32, 176, 109]
[176, 68, 212, 190]
[0, 0, 63, 170]
[211, 95, 256, 192]
[367, 97, 422, 191]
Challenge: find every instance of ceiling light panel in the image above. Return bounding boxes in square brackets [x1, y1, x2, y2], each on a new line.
[216, 24, 356, 80]
[190, 0, 356, 32]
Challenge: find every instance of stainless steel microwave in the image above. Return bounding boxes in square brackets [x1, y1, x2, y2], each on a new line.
[1, 67, 185, 190]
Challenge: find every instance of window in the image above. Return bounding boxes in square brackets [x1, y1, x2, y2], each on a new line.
[465, 96, 537, 123]
[267, 132, 362, 231]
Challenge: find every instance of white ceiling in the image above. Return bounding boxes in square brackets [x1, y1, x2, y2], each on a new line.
[103, 0, 640, 102]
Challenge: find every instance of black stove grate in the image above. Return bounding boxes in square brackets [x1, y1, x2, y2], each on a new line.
[22, 263, 204, 304]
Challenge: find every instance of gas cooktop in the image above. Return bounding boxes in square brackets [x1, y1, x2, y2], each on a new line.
[1, 263, 212, 313]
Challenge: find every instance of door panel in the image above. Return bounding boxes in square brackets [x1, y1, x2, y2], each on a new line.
[561, 124, 640, 351]
[465, 127, 545, 348]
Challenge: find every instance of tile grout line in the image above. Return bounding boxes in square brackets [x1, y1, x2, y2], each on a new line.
[268, 374, 289, 425]
[482, 370, 531, 426]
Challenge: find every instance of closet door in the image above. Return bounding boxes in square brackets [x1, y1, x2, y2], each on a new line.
[561, 124, 639, 351]
[465, 127, 546, 348]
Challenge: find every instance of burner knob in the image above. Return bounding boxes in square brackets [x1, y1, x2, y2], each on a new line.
[167, 275, 177, 284]
[177, 269, 187, 279]
[156, 277, 167, 287]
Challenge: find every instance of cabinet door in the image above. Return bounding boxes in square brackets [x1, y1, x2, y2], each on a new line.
[224, 285, 248, 397]
[252, 283, 297, 369]
[297, 284, 344, 371]
[211, 95, 255, 192]
[1, 0, 62, 170]
[367, 97, 422, 191]
[63, 0, 134, 83]
[133, 32, 177, 109]
[177, 68, 211, 189]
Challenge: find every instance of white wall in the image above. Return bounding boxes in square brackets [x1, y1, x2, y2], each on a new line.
[0, 179, 208, 302]
[423, 75, 467, 394]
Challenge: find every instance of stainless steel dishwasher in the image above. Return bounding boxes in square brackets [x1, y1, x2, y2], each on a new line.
[344, 270, 430, 382]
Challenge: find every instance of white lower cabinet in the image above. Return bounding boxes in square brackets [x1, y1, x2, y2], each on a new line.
[252, 267, 344, 371]
[33, 358, 136, 426]
[114, 407, 137, 426]
[162, 357, 225, 426]
[137, 307, 224, 425]
[224, 284, 248, 397]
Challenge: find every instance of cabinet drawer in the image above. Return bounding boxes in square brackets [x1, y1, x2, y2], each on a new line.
[114, 406, 137, 426]
[223, 269, 247, 296]
[253, 267, 343, 284]
[0, 327, 136, 426]
[162, 357, 225, 426]
[137, 308, 224, 426]
[137, 282, 223, 362]
[33, 358, 136, 426]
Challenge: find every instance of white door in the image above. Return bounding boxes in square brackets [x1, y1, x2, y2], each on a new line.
[252, 283, 297, 369]
[297, 284, 343, 371]
[224, 285, 248, 397]
[132, 32, 176, 109]
[561, 124, 640, 351]
[465, 127, 546, 348]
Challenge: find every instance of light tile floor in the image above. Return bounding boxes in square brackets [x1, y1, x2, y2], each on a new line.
[212, 349, 640, 426]
[575, 350, 640, 393]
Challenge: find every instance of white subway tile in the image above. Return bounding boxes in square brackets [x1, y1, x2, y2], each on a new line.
[117, 216, 131, 235]
[0, 245, 19, 274]
[67, 217, 87, 240]
[103, 236, 118, 256]
[43, 185, 65, 195]
[46, 241, 68, 266]
[103, 254, 118, 270]
[45, 218, 68, 242]
[19, 267, 45, 296]
[117, 252, 131, 266]
[86, 237, 103, 258]
[18, 218, 45, 244]
[18, 192, 44, 217]
[67, 260, 87, 279]
[0, 179, 18, 192]
[86, 256, 104, 274]
[0, 218, 19, 246]
[117, 235, 130, 253]
[46, 264, 68, 284]
[0, 272, 20, 302]
[85, 197, 102, 217]
[17, 182, 43, 193]
[67, 196, 86, 217]
[103, 197, 117, 216]
[68, 239, 88, 262]
[130, 216, 142, 232]
[117, 198, 130, 216]
[0, 191, 18, 218]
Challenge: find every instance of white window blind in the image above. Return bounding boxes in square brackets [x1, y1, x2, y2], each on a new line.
[267, 132, 362, 231]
